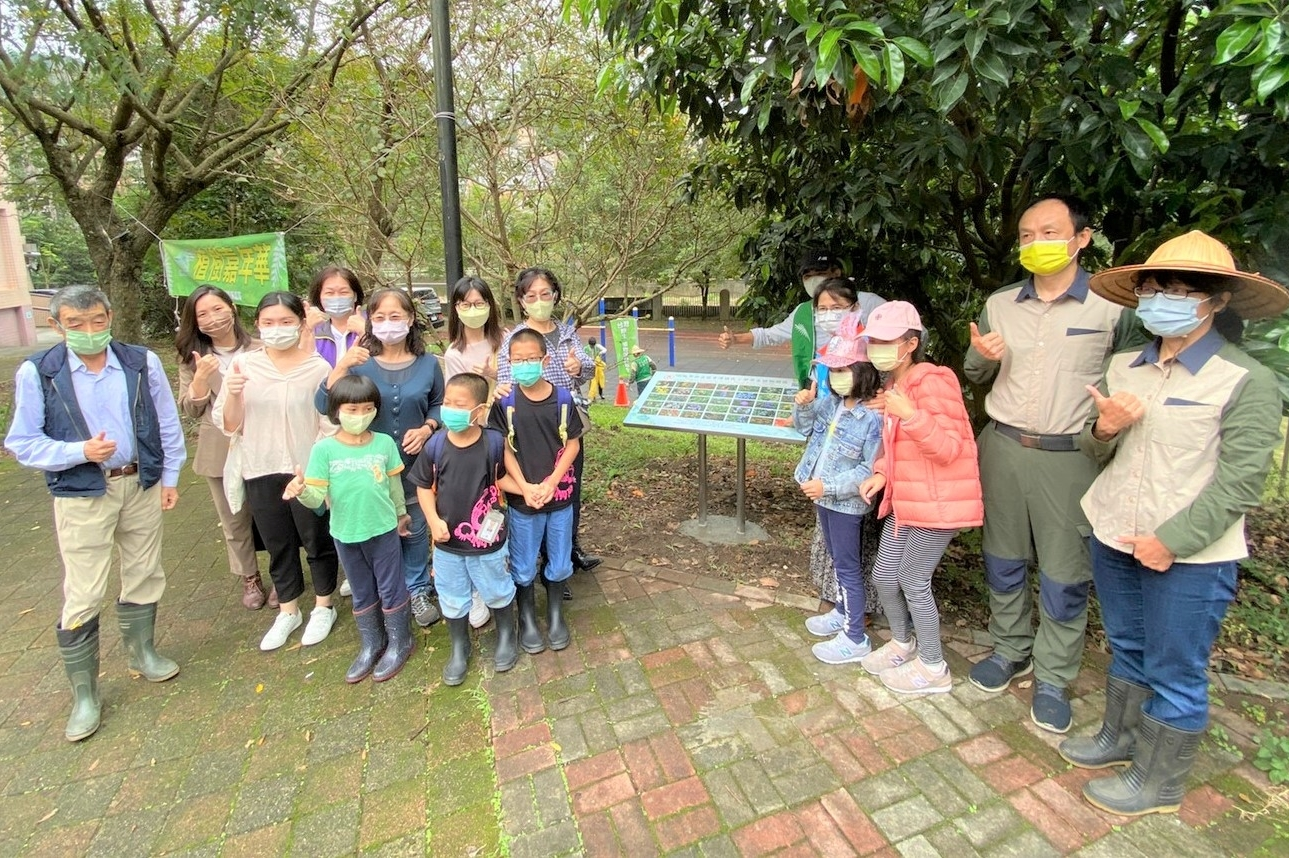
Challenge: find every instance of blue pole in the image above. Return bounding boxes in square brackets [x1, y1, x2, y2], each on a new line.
[668, 316, 676, 367]
[598, 298, 606, 347]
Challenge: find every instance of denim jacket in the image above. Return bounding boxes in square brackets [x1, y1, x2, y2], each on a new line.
[792, 394, 883, 516]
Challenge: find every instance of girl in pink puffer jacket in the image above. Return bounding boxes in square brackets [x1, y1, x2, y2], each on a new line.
[857, 302, 983, 695]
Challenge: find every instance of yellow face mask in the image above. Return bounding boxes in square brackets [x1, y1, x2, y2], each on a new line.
[1018, 237, 1076, 276]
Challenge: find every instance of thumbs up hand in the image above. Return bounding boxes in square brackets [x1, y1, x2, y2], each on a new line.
[794, 380, 818, 406]
[1086, 384, 1145, 439]
[282, 466, 306, 501]
[225, 358, 247, 397]
[191, 351, 221, 384]
[473, 354, 497, 380]
[969, 322, 1006, 362]
[84, 430, 117, 463]
[718, 326, 733, 350]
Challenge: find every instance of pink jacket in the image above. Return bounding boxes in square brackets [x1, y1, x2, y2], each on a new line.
[873, 363, 983, 529]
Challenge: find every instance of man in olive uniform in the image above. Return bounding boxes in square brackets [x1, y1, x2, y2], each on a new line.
[964, 195, 1142, 733]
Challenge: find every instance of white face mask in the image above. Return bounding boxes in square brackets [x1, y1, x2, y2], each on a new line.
[259, 325, 301, 350]
[803, 276, 827, 298]
[816, 308, 844, 336]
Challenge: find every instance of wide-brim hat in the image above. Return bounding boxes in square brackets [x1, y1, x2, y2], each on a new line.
[1088, 230, 1289, 320]
[818, 311, 868, 367]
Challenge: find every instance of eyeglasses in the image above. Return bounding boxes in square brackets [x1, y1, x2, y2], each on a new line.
[455, 301, 489, 311]
[523, 293, 555, 303]
[1132, 285, 1207, 301]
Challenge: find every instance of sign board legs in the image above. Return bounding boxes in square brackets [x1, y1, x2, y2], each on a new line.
[736, 438, 747, 534]
[697, 434, 708, 524]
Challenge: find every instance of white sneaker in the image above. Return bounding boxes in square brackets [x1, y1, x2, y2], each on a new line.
[880, 657, 953, 694]
[861, 637, 917, 676]
[260, 611, 302, 651]
[811, 631, 871, 665]
[805, 607, 845, 637]
[468, 591, 492, 629]
[338, 578, 352, 598]
[301, 606, 337, 646]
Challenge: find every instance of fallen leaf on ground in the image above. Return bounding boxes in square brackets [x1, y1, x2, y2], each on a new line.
[759, 577, 780, 588]
[37, 808, 57, 824]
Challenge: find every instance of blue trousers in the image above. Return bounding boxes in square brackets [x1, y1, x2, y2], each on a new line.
[400, 473, 432, 597]
[1091, 538, 1236, 731]
[335, 527, 409, 614]
[434, 546, 514, 619]
[817, 506, 865, 642]
[508, 505, 574, 587]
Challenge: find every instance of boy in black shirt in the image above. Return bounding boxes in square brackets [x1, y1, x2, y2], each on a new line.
[489, 329, 584, 653]
[409, 373, 521, 685]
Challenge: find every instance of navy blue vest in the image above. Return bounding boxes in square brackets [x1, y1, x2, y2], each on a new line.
[28, 342, 164, 496]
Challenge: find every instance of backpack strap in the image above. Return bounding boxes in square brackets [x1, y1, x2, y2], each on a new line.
[425, 430, 448, 492]
[554, 385, 571, 445]
[499, 387, 518, 452]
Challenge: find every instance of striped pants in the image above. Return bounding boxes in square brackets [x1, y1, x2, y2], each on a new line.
[871, 519, 957, 665]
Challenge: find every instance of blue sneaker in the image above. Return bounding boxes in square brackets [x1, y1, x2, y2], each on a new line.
[805, 607, 845, 637]
[812, 631, 871, 665]
[968, 652, 1033, 692]
[1031, 681, 1072, 734]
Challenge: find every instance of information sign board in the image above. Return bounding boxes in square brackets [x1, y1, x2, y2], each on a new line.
[623, 371, 805, 443]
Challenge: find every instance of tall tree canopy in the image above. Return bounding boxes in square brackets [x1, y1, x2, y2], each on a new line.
[0, 0, 387, 337]
[571, 0, 1289, 374]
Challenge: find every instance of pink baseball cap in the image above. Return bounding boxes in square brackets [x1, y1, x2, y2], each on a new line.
[862, 301, 922, 341]
[817, 311, 868, 367]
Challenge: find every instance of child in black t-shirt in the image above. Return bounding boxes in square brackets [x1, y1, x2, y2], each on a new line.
[488, 328, 584, 654]
[408, 373, 521, 686]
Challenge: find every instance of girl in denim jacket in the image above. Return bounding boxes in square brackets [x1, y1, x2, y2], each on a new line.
[792, 312, 883, 665]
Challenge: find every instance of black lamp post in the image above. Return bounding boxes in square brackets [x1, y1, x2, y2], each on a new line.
[432, 0, 463, 287]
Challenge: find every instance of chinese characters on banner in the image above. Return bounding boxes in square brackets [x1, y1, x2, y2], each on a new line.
[160, 232, 289, 306]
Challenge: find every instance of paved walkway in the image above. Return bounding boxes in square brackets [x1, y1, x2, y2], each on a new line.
[0, 458, 1282, 857]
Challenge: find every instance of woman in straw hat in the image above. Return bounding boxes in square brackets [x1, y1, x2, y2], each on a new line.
[1061, 230, 1287, 816]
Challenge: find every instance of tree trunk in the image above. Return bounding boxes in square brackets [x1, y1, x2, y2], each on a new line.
[103, 245, 149, 343]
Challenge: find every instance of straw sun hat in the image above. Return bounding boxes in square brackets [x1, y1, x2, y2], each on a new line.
[1088, 230, 1289, 320]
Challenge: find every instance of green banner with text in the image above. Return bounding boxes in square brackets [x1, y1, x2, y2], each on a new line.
[609, 316, 639, 372]
[161, 232, 288, 306]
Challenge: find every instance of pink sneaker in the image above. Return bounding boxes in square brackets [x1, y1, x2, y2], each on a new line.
[861, 637, 916, 676]
[879, 657, 952, 694]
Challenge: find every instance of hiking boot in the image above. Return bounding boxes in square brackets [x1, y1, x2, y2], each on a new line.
[410, 591, 441, 628]
[241, 575, 267, 610]
[968, 652, 1032, 693]
[811, 631, 871, 665]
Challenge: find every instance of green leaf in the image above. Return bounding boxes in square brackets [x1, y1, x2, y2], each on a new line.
[965, 27, 986, 61]
[847, 20, 884, 38]
[786, 0, 809, 26]
[1119, 123, 1152, 162]
[974, 52, 1008, 85]
[883, 42, 906, 92]
[819, 28, 842, 59]
[1254, 60, 1289, 103]
[806, 22, 824, 43]
[893, 36, 933, 68]
[938, 72, 969, 112]
[1135, 117, 1170, 154]
[852, 44, 883, 82]
[1214, 20, 1258, 64]
[1118, 98, 1141, 120]
[739, 69, 762, 105]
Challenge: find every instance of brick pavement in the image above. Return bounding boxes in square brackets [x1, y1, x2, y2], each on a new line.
[0, 457, 1283, 857]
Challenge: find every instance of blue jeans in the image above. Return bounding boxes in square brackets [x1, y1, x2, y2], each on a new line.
[400, 473, 432, 597]
[817, 506, 865, 642]
[1091, 538, 1237, 731]
[433, 546, 514, 619]
[508, 505, 574, 587]
[334, 528, 409, 614]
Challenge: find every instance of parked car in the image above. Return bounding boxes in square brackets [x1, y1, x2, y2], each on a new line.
[410, 284, 445, 328]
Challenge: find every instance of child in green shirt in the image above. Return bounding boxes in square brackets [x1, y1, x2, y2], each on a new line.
[284, 375, 413, 683]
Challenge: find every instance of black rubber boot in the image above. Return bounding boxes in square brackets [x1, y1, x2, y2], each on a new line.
[1083, 713, 1202, 816]
[346, 606, 387, 683]
[116, 602, 179, 682]
[572, 542, 601, 573]
[56, 618, 101, 742]
[443, 616, 472, 686]
[516, 583, 546, 654]
[493, 600, 518, 672]
[1060, 676, 1153, 769]
[544, 579, 570, 651]
[373, 601, 415, 682]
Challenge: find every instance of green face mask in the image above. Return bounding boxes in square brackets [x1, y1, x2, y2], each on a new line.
[338, 412, 376, 435]
[524, 299, 555, 322]
[64, 328, 112, 356]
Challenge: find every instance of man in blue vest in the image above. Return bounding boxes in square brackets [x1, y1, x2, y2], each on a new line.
[5, 285, 187, 742]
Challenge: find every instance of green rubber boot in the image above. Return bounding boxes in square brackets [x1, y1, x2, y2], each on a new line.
[56, 617, 101, 742]
[1083, 713, 1201, 816]
[117, 602, 180, 682]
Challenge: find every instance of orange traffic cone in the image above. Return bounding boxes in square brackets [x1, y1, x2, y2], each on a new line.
[614, 379, 630, 407]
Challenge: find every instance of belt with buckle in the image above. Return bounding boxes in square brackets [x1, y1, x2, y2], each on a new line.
[992, 421, 1078, 452]
[106, 463, 139, 478]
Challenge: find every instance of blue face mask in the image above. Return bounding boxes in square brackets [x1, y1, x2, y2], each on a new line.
[512, 359, 544, 387]
[1136, 294, 1211, 338]
[440, 405, 476, 432]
